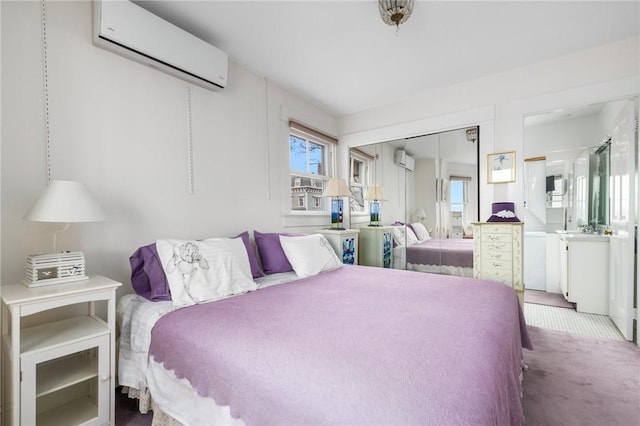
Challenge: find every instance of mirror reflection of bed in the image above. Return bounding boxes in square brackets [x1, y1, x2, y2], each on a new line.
[349, 126, 479, 277]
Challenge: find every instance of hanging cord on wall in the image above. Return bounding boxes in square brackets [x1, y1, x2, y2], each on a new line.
[264, 77, 272, 200]
[41, 0, 52, 183]
[186, 86, 194, 194]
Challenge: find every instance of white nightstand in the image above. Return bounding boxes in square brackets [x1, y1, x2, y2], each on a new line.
[1, 275, 121, 426]
[358, 226, 393, 268]
[315, 229, 359, 265]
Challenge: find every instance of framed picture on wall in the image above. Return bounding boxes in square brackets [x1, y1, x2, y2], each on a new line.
[487, 151, 516, 183]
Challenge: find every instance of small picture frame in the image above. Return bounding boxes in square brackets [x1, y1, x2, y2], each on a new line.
[487, 151, 516, 184]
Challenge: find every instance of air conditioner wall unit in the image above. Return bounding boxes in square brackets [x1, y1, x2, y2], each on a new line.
[93, 1, 228, 91]
[394, 150, 415, 172]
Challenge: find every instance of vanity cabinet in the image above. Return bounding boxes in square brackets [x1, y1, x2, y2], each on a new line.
[472, 222, 524, 306]
[358, 226, 393, 268]
[558, 234, 609, 314]
[315, 229, 359, 265]
[1, 275, 121, 426]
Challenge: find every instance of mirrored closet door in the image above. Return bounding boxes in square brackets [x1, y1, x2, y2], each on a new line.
[349, 126, 480, 276]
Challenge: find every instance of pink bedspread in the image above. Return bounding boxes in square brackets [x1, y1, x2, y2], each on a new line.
[149, 265, 531, 425]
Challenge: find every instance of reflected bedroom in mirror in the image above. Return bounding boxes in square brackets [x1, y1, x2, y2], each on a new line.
[349, 126, 480, 277]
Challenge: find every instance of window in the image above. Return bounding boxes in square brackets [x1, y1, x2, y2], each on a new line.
[449, 176, 471, 217]
[450, 180, 465, 213]
[289, 121, 337, 212]
[349, 149, 372, 213]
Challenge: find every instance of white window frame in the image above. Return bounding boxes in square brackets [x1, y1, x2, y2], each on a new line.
[349, 151, 371, 215]
[289, 126, 337, 214]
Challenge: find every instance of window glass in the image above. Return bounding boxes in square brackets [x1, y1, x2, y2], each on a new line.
[289, 127, 335, 212]
[450, 180, 464, 213]
[350, 154, 369, 213]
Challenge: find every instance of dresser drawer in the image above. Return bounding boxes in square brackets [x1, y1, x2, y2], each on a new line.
[480, 269, 513, 285]
[481, 249, 512, 261]
[481, 233, 512, 243]
[479, 225, 513, 234]
[481, 241, 512, 254]
[481, 259, 512, 271]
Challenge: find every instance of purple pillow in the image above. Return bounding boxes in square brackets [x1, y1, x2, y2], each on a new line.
[254, 230, 304, 275]
[235, 231, 265, 279]
[129, 243, 172, 301]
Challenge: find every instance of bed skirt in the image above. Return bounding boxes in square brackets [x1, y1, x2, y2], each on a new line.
[406, 262, 473, 277]
[122, 386, 184, 426]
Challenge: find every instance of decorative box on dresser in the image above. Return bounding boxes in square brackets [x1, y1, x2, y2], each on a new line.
[1, 275, 121, 426]
[471, 222, 524, 306]
[358, 226, 393, 268]
[315, 229, 359, 265]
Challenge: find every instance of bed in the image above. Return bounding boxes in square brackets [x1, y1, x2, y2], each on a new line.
[118, 260, 531, 425]
[394, 238, 474, 277]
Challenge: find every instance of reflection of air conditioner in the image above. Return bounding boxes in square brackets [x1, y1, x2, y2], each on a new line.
[394, 150, 415, 172]
[93, 0, 228, 91]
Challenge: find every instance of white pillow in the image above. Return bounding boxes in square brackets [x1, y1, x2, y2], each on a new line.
[392, 225, 407, 247]
[405, 226, 419, 246]
[279, 234, 343, 278]
[411, 222, 430, 241]
[156, 238, 258, 306]
[392, 225, 419, 247]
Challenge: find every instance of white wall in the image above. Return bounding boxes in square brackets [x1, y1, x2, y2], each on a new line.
[524, 115, 601, 159]
[1, 1, 338, 291]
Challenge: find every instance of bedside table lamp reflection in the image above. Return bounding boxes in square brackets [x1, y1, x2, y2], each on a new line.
[322, 178, 351, 230]
[22, 180, 106, 287]
[365, 185, 387, 226]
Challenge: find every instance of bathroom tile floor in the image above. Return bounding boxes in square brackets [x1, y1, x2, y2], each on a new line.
[523, 302, 625, 341]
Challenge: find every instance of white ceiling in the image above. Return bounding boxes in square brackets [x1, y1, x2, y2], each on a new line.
[135, 1, 639, 116]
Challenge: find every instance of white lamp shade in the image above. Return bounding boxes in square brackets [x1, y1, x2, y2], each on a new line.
[322, 178, 351, 197]
[24, 180, 106, 222]
[413, 207, 426, 220]
[365, 185, 387, 201]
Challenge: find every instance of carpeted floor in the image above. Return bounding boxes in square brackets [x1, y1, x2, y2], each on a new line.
[524, 289, 575, 309]
[115, 326, 640, 425]
[523, 326, 640, 426]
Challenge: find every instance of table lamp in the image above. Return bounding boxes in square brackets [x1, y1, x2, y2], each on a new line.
[413, 207, 426, 222]
[22, 180, 106, 287]
[365, 185, 387, 226]
[322, 178, 351, 230]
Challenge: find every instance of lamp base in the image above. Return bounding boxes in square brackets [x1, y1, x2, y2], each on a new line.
[325, 227, 346, 231]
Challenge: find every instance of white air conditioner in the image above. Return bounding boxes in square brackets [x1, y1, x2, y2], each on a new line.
[394, 150, 415, 172]
[93, 1, 228, 91]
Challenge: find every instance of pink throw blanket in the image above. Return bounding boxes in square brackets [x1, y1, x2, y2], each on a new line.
[150, 265, 531, 425]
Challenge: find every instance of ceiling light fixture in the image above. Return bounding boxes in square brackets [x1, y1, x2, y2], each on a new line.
[378, 0, 414, 30]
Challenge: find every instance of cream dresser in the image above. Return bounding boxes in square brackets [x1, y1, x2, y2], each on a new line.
[472, 222, 524, 306]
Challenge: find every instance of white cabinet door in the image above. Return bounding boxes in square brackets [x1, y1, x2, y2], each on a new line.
[608, 101, 636, 341]
[21, 334, 110, 426]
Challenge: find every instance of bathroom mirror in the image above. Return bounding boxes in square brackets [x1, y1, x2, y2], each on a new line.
[523, 101, 621, 233]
